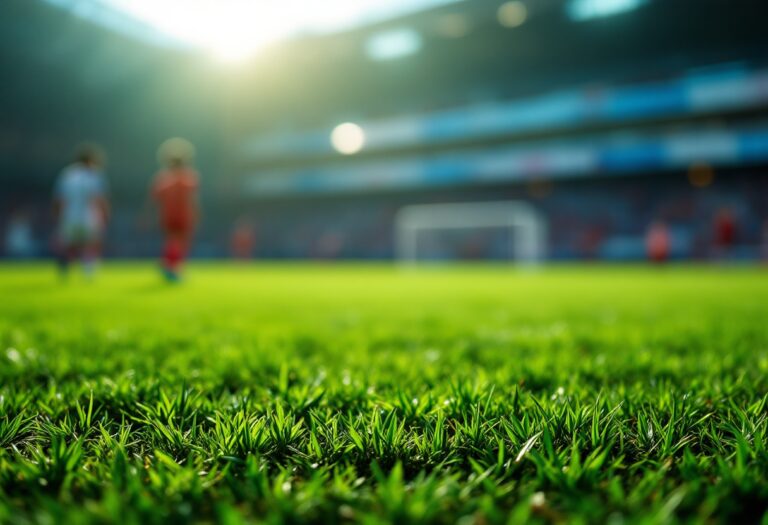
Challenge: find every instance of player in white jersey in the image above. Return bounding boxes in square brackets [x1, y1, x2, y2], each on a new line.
[53, 143, 109, 279]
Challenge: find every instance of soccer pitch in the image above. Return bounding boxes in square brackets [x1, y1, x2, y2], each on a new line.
[1, 264, 767, 524]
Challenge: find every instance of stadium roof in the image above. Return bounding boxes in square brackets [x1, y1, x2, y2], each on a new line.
[4, 0, 767, 191]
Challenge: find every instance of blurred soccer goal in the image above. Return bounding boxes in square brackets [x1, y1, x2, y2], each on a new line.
[395, 200, 547, 265]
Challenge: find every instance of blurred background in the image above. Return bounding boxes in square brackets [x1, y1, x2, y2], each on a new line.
[2, 0, 768, 263]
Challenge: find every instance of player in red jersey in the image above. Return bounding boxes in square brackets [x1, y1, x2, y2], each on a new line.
[712, 208, 737, 260]
[646, 221, 670, 264]
[150, 138, 199, 281]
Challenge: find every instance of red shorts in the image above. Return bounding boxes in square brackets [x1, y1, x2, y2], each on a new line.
[162, 214, 194, 236]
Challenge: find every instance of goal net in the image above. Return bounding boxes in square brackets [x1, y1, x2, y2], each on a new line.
[394, 200, 547, 265]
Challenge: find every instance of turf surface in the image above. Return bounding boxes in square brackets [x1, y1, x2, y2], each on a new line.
[1, 263, 767, 524]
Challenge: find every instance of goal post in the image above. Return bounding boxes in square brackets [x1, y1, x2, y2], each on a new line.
[394, 200, 547, 265]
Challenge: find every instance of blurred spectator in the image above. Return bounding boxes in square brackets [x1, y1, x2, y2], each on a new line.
[230, 218, 257, 260]
[761, 220, 768, 262]
[53, 143, 109, 279]
[4, 211, 35, 258]
[314, 232, 345, 259]
[149, 138, 199, 282]
[579, 224, 607, 260]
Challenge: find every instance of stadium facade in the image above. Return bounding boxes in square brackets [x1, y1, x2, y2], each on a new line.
[2, 0, 767, 260]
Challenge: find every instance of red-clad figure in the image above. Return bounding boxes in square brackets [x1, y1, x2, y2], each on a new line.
[150, 138, 199, 281]
[713, 208, 737, 258]
[646, 221, 670, 264]
[230, 219, 257, 260]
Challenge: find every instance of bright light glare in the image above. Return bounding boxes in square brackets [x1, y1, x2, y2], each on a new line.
[104, 0, 287, 61]
[366, 29, 422, 61]
[331, 123, 366, 155]
[568, 0, 648, 21]
[91, 0, 460, 61]
[497, 1, 528, 28]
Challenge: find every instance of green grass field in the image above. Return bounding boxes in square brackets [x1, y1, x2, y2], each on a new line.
[1, 263, 767, 524]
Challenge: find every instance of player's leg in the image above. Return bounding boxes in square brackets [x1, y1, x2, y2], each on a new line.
[82, 233, 102, 280]
[161, 230, 184, 281]
[57, 246, 74, 278]
[160, 218, 194, 281]
[174, 230, 192, 270]
[56, 224, 76, 279]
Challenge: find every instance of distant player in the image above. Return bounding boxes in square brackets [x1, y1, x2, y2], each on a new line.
[150, 138, 199, 281]
[645, 221, 670, 264]
[712, 208, 737, 259]
[53, 143, 109, 279]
